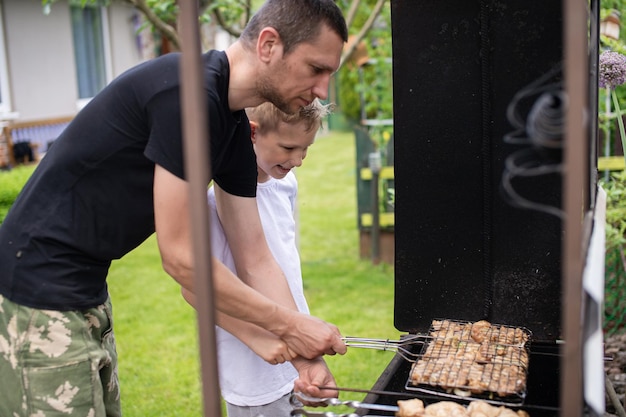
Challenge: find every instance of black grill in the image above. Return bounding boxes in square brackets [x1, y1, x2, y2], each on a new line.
[355, 0, 602, 415]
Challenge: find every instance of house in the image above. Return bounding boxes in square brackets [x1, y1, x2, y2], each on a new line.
[0, 0, 151, 166]
[0, 1, 236, 168]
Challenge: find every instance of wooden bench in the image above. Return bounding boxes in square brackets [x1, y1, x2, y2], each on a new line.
[1, 116, 73, 167]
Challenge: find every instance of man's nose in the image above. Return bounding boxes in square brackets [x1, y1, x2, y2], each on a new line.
[312, 76, 330, 100]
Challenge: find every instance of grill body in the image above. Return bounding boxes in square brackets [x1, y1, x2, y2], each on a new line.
[367, 0, 601, 414]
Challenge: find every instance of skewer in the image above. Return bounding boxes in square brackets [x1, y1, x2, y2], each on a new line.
[290, 409, 386, 417]
[315, 385, 413, 398]
[291, 392, 400, 413]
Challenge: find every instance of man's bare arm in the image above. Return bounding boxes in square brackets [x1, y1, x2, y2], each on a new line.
[214, 183, 298, 307]
[214, 183, 347, 356]
[153, 165, 346, 358]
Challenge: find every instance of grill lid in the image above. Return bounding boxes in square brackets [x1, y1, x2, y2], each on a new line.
[391, 0, 564, 341]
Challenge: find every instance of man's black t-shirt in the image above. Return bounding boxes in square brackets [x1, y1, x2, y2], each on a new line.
[0, 50, 257, 310]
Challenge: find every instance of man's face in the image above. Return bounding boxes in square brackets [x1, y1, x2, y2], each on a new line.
[258, 25, 343, 115]
[251, 120, 316, 182]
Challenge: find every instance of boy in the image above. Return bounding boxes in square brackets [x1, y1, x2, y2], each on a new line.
[210, 100, 333, 416]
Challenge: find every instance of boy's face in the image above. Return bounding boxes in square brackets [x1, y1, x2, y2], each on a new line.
[257, 24, 343, 115]
[251, 120, 316, 182]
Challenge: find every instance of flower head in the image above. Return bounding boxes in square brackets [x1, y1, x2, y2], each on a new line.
[599, 51, 626, 89]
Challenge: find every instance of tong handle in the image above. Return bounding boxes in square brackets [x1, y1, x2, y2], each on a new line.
[342, 336, 425, 362]
[342, 335, 428, 346]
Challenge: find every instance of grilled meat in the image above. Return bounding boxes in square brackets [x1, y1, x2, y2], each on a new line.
[410, 320, 530, 397]
[395, 399, 531, 417]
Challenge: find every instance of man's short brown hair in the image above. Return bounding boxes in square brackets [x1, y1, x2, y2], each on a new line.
[241, 0, 348, 54]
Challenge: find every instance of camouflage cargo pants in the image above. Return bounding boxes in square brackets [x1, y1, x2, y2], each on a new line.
[0, 294, 121, 417]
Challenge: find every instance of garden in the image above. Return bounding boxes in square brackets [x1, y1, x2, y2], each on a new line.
[2, 0, 626, 414]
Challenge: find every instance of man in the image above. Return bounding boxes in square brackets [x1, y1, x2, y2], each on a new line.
[0, 1, 348, 415]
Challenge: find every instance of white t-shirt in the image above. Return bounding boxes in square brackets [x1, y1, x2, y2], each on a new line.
[207, 171, 309, 406]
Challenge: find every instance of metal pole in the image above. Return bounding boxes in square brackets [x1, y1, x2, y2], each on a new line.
[369, 151, 381, 264]
[605, 88, 611, 182]
[179, 1, 222, 416]
[560, 0, 587, 414]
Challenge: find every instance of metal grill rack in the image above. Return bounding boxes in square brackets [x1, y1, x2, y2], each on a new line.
[405, 319, 532, 406]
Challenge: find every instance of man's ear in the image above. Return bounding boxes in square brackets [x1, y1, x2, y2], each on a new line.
[249, 121, 259, 143]
[257, 27, 283, 63]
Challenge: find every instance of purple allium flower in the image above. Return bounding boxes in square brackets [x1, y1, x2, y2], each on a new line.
[599, 51, 626, 89]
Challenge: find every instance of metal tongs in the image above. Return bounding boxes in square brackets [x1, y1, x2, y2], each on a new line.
[342, 335, 427, 362]
[290, 392, 398, 417]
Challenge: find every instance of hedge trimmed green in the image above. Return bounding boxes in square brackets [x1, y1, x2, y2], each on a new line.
[0, 165, 36, 223]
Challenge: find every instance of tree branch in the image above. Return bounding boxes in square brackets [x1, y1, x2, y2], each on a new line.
[213, 7, 243, 38]
[344, 0, 361, 29]
[127, 0, 181, 51]
[340, 0, 385, 69]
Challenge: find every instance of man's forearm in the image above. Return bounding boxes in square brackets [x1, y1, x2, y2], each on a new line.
[209, 257, 297, 331]
[213, 184, 299, 311]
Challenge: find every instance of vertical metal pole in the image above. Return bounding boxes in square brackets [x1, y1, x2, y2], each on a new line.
[369, 151, 381, 264]
[605, 89, 611, 182]
[560, 0, 587, 414]
[179, 1, 222, 416]
[371, 170, 380, 264]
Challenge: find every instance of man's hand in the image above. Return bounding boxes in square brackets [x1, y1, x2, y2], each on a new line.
[273, 311, 346, 359]
[292, 356, 338, 403]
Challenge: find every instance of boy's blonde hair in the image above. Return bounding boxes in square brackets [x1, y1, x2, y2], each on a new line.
[246, 99, 333, 134]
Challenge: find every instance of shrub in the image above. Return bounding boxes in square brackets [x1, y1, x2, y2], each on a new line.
[336, 3, 393, 125]
[0, 165, 36, 224]
[600, 170, 626, 335]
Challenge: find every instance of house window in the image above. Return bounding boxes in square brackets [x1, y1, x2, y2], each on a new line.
[70, 5, 112, 104]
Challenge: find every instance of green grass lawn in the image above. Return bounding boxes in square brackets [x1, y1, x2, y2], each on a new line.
[107, 129, 399, 416]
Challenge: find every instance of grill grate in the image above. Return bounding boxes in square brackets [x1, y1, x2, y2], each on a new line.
[405, 319, 532, 406]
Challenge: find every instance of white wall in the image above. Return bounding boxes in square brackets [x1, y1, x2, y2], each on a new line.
[1, 0, 143, 121]
[3, 0, 78, 120]
[108, 3, 146, 78]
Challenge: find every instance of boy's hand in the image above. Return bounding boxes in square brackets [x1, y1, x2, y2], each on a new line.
[292, 357, 338, 403]
[251, 335, 297, 365]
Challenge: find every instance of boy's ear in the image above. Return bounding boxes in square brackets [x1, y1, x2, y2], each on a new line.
[249, 121, 259, 143]
[257, 27, 282, 63]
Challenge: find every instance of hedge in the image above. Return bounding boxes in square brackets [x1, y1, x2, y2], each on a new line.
[0, 165, 36, 224]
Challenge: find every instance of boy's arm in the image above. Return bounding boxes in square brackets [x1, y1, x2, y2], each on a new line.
[184, 286, 338, 400]
[154, 165, 345, 358]
[181, 287, 296, 364]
